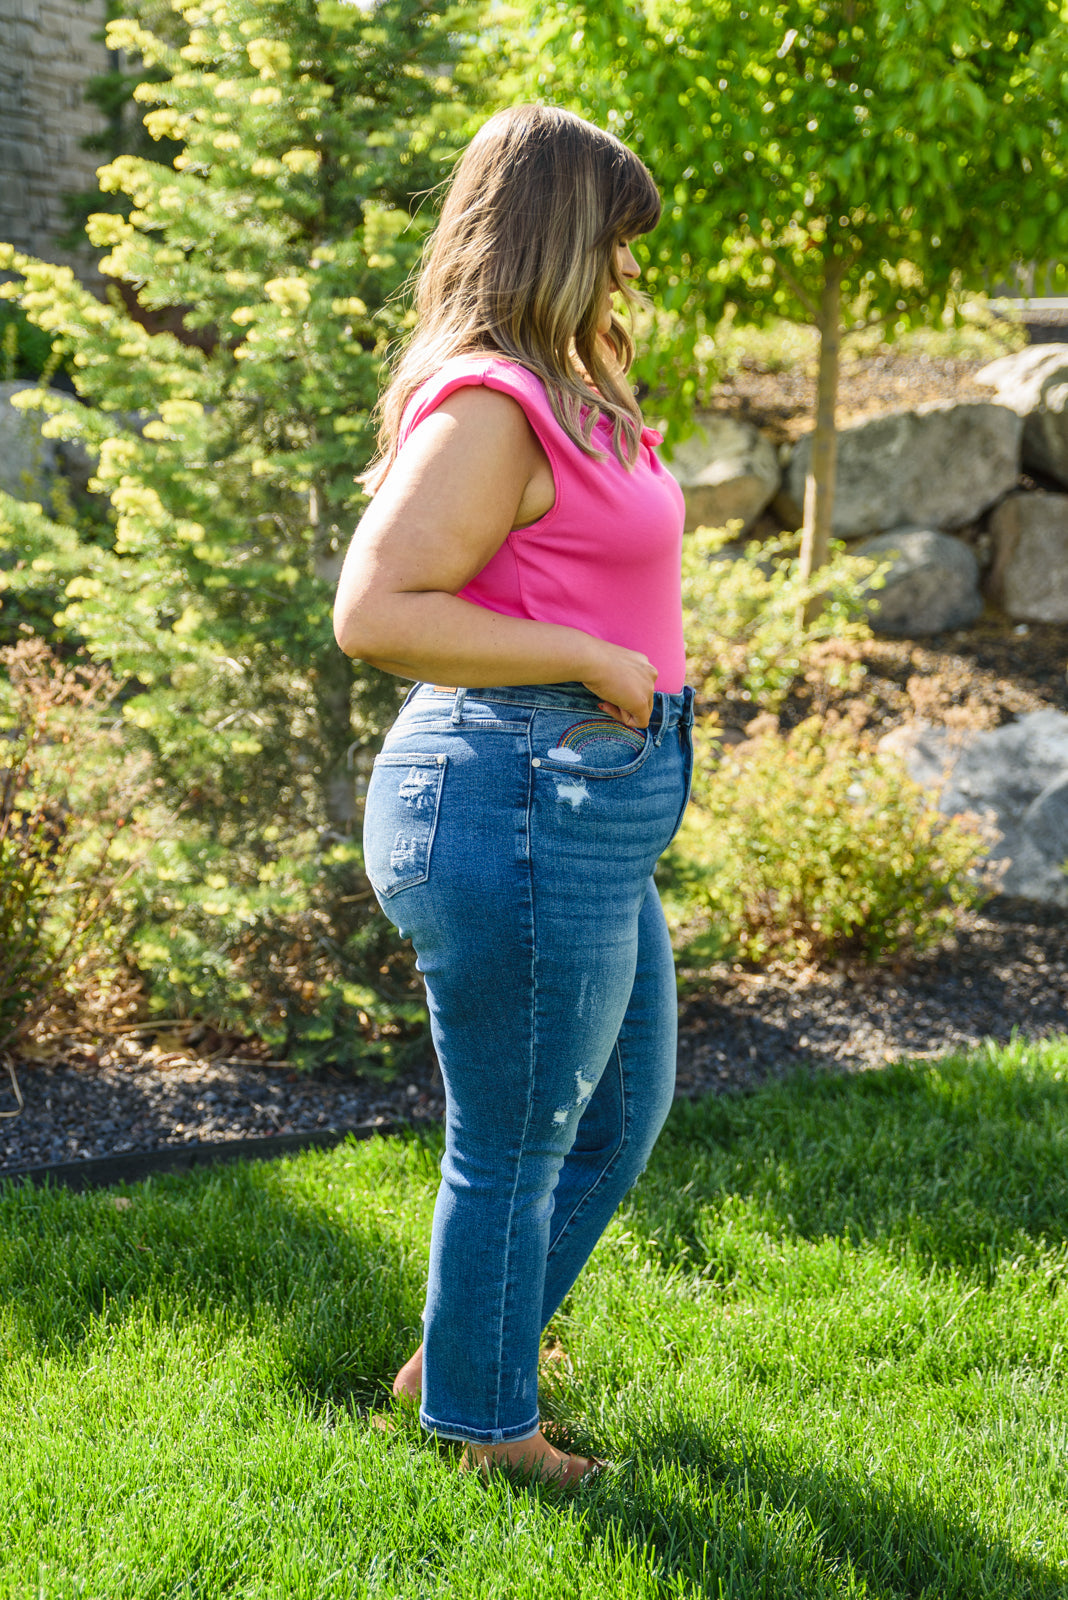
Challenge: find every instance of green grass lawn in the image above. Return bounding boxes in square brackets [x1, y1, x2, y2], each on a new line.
[4, 1033, 1068, 1599]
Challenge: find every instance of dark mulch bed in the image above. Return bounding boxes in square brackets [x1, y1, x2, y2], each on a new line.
[2, 894, 1064, 1176]
[4, 614, 1065, 1176]
[708, 347, 1013, 445]
[709, 616, 1068, 741]
[676, 896, 1067, 1099]
[0, 1048, 429, 1175]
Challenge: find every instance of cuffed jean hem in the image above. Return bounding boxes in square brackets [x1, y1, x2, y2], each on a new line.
[418, 1410, 542, 1447]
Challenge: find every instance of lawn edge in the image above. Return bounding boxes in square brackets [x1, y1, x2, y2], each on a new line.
[1, 1118, 406, 1193]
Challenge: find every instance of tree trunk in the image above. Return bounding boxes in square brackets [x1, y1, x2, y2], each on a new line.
[798, 253, 844, 626]
[315, 650, 359, 834]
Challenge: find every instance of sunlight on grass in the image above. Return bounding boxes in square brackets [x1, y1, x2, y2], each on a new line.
[699, 298, 1028, 382]
[2, 1035, 1067, 1597]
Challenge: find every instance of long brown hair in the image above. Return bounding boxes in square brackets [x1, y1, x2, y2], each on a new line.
[363, 104, 661, 490]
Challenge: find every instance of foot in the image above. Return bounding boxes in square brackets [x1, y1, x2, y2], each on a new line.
[460, 1430, 602, 1488]
[392, 1343, 423, 1402]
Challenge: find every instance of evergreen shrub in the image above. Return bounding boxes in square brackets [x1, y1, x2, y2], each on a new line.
[662, 711, 995, 970]
[0, 0, 488, 1068]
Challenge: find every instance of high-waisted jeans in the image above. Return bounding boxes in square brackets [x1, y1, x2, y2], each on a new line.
[363, 680, 695, 1445]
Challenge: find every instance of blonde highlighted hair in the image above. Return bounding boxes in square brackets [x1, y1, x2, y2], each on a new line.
[363, 104, 661, 491]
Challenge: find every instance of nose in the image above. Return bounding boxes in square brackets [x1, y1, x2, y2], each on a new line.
[619, 242, 640, 281]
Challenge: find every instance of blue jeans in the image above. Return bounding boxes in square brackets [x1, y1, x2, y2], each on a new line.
[363, 681, 694, 1444]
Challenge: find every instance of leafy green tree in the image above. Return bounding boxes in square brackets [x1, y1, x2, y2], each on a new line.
[523, 0, 1068, 587]
[0, 0, 487, 1066]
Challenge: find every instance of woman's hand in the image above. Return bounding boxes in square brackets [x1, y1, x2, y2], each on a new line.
[581, 639, 658, 729]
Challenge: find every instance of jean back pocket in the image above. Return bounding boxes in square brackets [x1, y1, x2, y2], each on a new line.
[363, 752, 447, 899]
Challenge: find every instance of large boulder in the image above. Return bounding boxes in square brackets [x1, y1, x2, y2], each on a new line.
[988, 491, 1068, 622]
[0, 380, 60, 503]
[665, 413, 780, 532]
[782, 401, 1022, 538]
[879, 709, 1068, 905]
[977, 343, 1068, 487]
[854, 526, 983, 636]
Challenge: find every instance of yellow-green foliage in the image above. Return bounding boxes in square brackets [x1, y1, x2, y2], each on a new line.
[682, 524, 886, 711]
[662, 713, 993, 969]
[699, 301, 1028, 385]
[0, 0, 490, 1068]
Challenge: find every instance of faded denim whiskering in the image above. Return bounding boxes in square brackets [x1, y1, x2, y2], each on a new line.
[363, 681, 694, 1445]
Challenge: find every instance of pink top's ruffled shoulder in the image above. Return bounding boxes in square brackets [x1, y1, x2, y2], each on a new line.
[399, 356, 687, 694]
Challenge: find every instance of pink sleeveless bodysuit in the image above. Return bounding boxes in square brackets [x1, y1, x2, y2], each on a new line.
[398, 355, 687, 694]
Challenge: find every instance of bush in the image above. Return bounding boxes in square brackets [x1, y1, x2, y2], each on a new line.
[0, 635, 154, 1055]
[682, 523, 888, 712]
[0, 0, 492, 1068]
[661, 711, 996, 970]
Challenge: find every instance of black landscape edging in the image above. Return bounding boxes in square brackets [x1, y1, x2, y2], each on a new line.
[2, 1119, 406, 1194]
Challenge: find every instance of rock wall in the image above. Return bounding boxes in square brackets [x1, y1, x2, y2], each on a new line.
[665, 345, 1068, 633]
[0, 0, 110, 279]
[880, 712, 1068, 907]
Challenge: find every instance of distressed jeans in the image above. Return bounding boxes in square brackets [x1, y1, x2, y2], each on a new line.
[363, 681, 694, 1445]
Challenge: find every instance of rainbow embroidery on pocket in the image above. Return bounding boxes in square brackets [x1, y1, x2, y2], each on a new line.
[547, 718, 647, 764]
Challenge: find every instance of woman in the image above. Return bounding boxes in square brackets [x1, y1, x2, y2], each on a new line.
[333, 104, 693, 1486]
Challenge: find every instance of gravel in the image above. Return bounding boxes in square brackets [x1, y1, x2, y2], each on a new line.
[1, 894, 1064, 1176]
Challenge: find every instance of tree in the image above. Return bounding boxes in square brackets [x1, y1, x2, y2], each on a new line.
[0, 0, 489, 1066]
[522, 0, 1068, 590]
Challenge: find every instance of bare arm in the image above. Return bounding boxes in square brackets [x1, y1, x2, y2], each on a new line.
[333, 386, 658, 726]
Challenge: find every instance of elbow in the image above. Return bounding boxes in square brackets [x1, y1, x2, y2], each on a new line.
[333, 593, 394, 664]
[332, 569, 375, 656]
[333, 603, 371, 661]
[333, 620, 355, 659]
[332, 607, 356, 658]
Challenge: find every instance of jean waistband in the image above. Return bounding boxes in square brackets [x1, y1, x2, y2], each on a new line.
[404, 681, 694, 734]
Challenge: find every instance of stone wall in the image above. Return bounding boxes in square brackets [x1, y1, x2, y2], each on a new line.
[0, 0, 110, 279]
[666, 345, 1068, 636]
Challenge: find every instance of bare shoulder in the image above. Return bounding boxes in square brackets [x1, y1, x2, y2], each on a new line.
[415, 381, 538, 452]
[384, 380, 545, 499]
[382, 378, 553, 533]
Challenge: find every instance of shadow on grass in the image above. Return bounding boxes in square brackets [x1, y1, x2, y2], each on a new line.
[0, 1134, 432, 1408]
[5, 1044, 1068, 1595]
[560, 1415, 1063, 1599]
[627, 1039, 1068, 1278]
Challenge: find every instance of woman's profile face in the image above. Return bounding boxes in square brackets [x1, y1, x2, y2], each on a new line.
[596, 240, 641, 335]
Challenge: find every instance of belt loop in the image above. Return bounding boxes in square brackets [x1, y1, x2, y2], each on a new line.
[450, 687, 468, 725]
[652, 692, 666, 746]
[681, 685, 695, 730]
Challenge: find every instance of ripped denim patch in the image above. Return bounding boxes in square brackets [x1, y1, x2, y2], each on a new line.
[364, 753, 447, 898]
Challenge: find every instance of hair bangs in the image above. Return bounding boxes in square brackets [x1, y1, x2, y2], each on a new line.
[599, 150, 662, 247]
